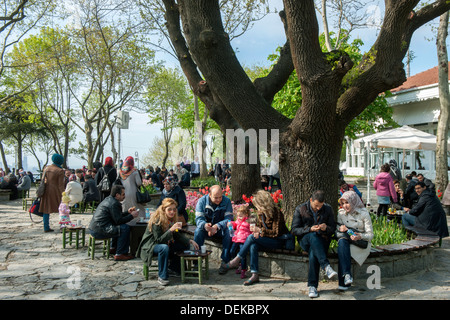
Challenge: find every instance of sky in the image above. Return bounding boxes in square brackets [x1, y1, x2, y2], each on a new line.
[6, 0, 446, 172]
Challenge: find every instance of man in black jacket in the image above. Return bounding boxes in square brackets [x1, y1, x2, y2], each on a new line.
[403, 182, 449, 239]
[291, 190, 337, 298]
[88, 185, 139, 261]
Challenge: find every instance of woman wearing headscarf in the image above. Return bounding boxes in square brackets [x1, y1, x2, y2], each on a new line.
[119, 156, 144, 218]
[158, 176, 188, 226]
[40, 154, 66, 232]
[336, 191, 374, 291]
[95, 156, 117, 202]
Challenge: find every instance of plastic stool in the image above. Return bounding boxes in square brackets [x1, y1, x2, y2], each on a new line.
[62, 227, 86, 249]
[87, 235, 111, 260]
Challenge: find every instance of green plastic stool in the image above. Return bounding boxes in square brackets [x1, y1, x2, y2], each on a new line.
[87, 235, 111, 260]
[143, 262, 160, 280]
[62, 227, 86, 249]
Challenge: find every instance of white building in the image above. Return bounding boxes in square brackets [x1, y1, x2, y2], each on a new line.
[344, 65, 450, 180]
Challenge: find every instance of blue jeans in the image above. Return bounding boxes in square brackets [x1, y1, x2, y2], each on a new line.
[300, 232, 331, 288]
[337, 238, 352, 287]
[402, 213, 416, 227]
[231, 242, 247, 270]
[111, 224, 131, 255]
[194, 226, 231, 263]
[153, 241, 189, 280]
[237, 234, 284, 273]
[90, 224, 130, 255]
[43, 214, 50, 231]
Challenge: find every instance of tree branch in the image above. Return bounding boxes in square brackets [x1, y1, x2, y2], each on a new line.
[253, 10, 294, 104]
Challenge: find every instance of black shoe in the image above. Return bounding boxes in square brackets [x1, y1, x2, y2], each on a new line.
[44, 229, 54, 233]
[168, 268, 181, 278]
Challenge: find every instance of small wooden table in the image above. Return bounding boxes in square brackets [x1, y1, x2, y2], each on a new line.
[128, 219, 149, 256]
[177, 250, 212, 284]
[62, 226, 86, 249]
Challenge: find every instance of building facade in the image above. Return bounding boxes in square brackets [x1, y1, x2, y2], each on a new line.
[343, 65, 450, 180]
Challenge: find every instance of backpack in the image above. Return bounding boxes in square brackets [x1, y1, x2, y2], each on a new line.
[97, 168, 111, 192]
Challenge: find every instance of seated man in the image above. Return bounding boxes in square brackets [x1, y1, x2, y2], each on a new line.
[194, 184, 233, 274]
[402, 182, 449, 239]
[291, 190, 337, 298]
[417, 174, 436, 194]
[404, 174, 419, 208]
[88, 185, 139, 261]
[17, 171, 31, 194]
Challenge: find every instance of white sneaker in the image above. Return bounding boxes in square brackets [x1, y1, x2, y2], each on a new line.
[338, 285, 349, 291]
[158, 277, 169, 286]
[344, 274, 353, 285]
[324, 264, 337, 279]
[308, 286, 319, 298]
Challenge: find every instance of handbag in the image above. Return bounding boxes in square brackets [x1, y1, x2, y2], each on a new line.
[36, 171, 46, 198]
[29, 198, 44, 223]
[136, 186, 151, 204]
[351, 238, 369, 249]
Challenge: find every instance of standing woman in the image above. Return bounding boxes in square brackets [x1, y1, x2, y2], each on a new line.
[336, 191, 373, 291]
[136, 198, 199, 286]
[119, 156, 144, 218]
[40, 154, 66, 232]
[226, 190, 290, 285]
[95, 156, 117, 202]
[373, 163, 397, 216]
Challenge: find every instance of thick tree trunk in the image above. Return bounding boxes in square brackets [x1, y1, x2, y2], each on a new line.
[280, 122, 344, 221]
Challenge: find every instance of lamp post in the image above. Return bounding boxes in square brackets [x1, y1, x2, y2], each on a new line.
[359, 140, 370, 206]
[135, 151, 139, 169]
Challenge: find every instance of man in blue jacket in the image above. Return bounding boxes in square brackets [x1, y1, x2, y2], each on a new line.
[194, 185, 233, 274]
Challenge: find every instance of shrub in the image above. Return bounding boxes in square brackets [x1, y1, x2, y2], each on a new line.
[190, 177, 218, 188]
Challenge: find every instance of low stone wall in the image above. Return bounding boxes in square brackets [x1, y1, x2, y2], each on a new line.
[183, 225, 440, 281]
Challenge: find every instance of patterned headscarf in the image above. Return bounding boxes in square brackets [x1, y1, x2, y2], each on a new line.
[339, 190, 365, 212]
[119, 156, 136, 180]
[69, 174, 77, 182]
[163, 176, 177, 190]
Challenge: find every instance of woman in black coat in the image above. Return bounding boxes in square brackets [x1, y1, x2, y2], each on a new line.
[95, 157, 117, 201]
[157, 176, 188, 226]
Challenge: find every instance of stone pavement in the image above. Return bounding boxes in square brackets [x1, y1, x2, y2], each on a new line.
[0, 186, 449, 301]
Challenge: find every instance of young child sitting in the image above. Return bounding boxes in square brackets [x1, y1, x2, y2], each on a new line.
[59, 192, 72, 229]
[227, 205, 252, 278]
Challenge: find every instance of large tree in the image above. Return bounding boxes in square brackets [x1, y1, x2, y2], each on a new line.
[435, 10, 449, 196]
[160, 0, 449, 218]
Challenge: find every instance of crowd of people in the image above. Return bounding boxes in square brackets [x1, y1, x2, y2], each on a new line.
[0, 168, 34, 200]
[8, 153, 449, 298]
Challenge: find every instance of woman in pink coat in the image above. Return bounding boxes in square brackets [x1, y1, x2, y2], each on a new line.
[373, 163, 397, 216]
[227, 205, 252, 278]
